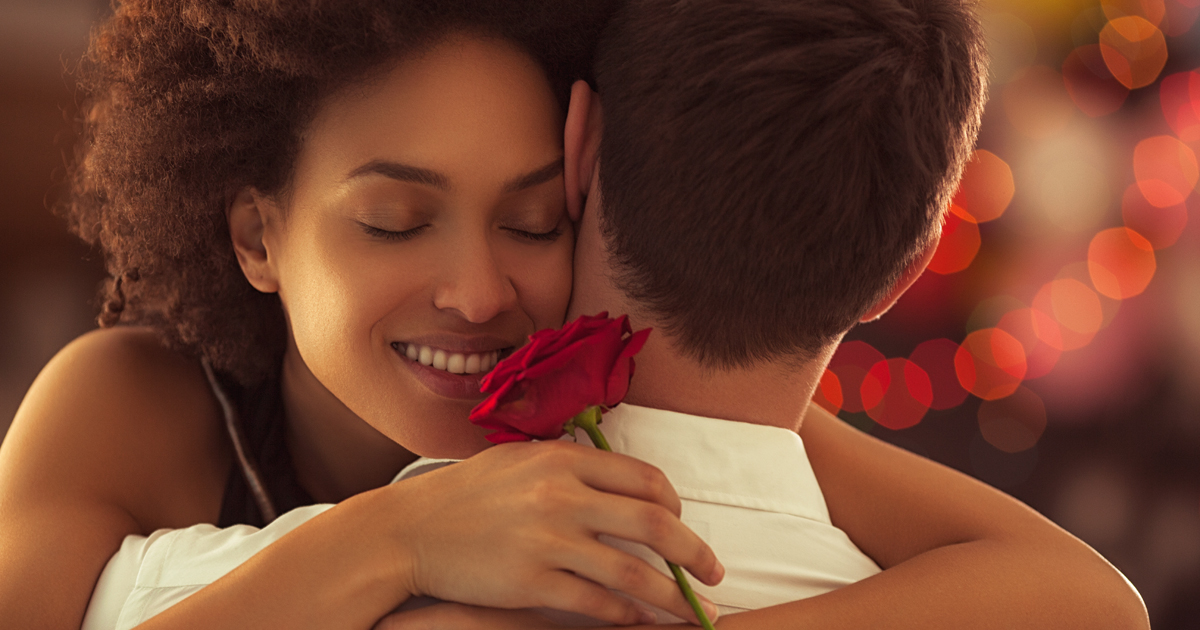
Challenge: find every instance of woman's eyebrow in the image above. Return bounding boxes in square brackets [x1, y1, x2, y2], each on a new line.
[346, 160, 450, 190]
[344, 158, 562, 193]
[502, 158, 563, 193]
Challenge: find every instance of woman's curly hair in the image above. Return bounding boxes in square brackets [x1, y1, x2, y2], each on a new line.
[62, 0, 613, 385]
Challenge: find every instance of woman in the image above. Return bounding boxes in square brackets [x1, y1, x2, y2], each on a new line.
[0, 1, 722, 628]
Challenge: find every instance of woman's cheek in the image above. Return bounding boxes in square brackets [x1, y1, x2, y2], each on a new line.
[521, 236, 574, 330]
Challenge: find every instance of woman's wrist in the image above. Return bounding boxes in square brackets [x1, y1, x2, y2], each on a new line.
[333, 484, 422, 608]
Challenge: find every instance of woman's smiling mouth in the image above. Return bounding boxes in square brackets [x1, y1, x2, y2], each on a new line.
[392, 342, 508, 374]
[391, 340, 518, 400]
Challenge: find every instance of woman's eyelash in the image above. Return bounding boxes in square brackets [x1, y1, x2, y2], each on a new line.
[359, 222, 427, 241]
[507, 227, 563, 242]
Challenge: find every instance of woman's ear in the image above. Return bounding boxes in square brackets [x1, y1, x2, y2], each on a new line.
[227, 188, 281, 294]
[858, 228, 940, 323]
[564, 80, 603, 223]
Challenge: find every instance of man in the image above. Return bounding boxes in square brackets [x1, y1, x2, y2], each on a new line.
[474, 0, 1142, 625]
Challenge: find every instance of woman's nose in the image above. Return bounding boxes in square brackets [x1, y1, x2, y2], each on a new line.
[432, 238, 518, 324]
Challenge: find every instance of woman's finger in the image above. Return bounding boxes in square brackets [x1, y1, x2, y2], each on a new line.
[555, 539, 719, 626]
[559, 444, 685, 516]
[535, 571, 659, 626]
[567, 486, 724, 588]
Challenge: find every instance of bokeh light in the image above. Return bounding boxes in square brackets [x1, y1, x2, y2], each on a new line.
[1120, 183, 1188, 248]
[927, 209, 981, 275]
[1162, 0, 1200, 36]
[955, 328, 1028, 400]
[1088, 227, 1157, 299]
[827, 341, 886, 414]
[1003, 65, 1076, 138]
[952, 150, 1016, 223]
[982, 12, 1038, 84]
[812, 368, 843, 415]
[1098, 16, 1169, 89]
[1159, 71, 1200, 142]
[1062, 45, 1130, 116]
[1133, 135, 1199, 207]
[997, 308, 1064, 379]
[909, 338, 971, 410]
[1033, 278, 1104, 350]
[966, 295, 1028, 333]
[978, 385, 1048, 453]
[861, 358, 933, 430]
[1102, 0, 1167, 25]
[1023, 130, 1114, 233]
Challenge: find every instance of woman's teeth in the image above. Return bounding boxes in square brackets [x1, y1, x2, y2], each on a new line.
[401, 343, 501, 375]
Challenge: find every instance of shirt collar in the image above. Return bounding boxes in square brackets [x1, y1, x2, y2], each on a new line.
[572, 403, 832, 524]
[391, 403, 832, 524]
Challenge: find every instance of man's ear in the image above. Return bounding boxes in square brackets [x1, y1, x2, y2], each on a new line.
[227, 188, 281, 294]
[564, 80, 603, 222]
[858, 229, 940, 322]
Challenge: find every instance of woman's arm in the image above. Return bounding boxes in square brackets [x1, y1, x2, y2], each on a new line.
[373, 404, 1149, 630]
[0, 329, 232, 630]
[0, 328, 722, 630]
[742, 404, 1148, 629]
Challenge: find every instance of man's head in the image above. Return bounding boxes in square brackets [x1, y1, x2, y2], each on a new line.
[566, 0, 987, 370]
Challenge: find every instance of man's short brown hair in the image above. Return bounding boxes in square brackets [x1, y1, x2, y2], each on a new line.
[594, 0, 987, 368]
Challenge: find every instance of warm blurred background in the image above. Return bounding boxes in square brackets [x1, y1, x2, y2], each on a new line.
[2, 0, 1198, 626]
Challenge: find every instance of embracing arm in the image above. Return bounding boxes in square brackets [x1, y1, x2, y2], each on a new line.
[0, 329, 722, 630]
[377, 404, 1148, 630]
[690, 405, 1148, 629]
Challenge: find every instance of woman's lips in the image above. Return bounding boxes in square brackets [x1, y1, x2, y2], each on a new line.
[395, 342, 502, 374]
[391, 342, 499, 400]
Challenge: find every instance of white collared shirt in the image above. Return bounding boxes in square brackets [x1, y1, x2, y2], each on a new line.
[83, 405, 879, 628]
[550, 403, 881, 622]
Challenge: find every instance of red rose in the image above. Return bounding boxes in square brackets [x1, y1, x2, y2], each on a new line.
[468, 312, 651, 444]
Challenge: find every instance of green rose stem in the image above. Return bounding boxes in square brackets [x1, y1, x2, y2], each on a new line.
[567, 406, 717, 630]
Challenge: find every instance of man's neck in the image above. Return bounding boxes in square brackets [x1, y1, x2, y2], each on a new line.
[567, 193, 835, 433]
[618, 327, 833, 433]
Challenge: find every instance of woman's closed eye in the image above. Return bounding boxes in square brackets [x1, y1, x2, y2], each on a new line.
[504, 225, 563, 243]
[358, 221, 429, 241]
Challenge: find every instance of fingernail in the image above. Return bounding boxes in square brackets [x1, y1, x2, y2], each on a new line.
[638, 608, 658, 625]
[701, 598, 720, 622]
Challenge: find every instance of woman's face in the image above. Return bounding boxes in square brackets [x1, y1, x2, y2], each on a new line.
[262, 34, 573, 458]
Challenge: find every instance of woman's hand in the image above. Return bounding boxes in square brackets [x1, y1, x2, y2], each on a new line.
[382, 440, 723, 626]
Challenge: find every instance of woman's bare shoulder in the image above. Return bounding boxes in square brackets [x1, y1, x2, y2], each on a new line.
[1, 326, 233, 531]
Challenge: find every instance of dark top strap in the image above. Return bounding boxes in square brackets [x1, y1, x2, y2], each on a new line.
[201, 359, 316, 528]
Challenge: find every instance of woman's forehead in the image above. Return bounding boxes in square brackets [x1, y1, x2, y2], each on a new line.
[294, 34, 564, 194]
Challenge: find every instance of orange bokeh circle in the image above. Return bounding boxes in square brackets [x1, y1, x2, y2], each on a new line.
[1133, 135, 1199, 208]
[1032, 279, 1103, 351]
[1098, 16, 1168, 89]
[928, 209, 981, 275]
[996, 308, 1063, 379]
[1088, 227, 1157, 300]
[954, 328, 1028, 400]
